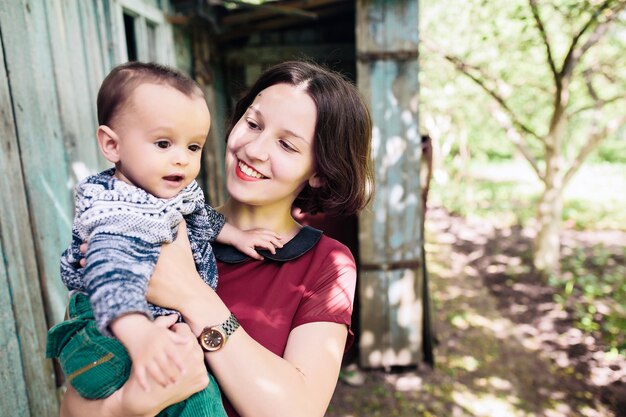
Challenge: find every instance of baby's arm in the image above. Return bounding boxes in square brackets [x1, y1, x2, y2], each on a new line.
[216, 222, 283, 260]
[110, 314, 188, 391]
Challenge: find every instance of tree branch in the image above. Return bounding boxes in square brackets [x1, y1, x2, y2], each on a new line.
[562, 113, 626, 187]
[529, 0, 559, 85]
[547, 0, 625, 139]
[568, 66, 625, 116]
[491, 106, 543, 178]
[561, 0, 626, 80]
[568, 95, 625, 116]
[422, 36, 542, 143]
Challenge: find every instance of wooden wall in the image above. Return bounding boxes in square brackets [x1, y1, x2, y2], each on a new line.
[0, 0, 179, 414]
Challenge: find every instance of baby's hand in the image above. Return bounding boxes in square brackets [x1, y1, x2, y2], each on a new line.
[234, 228, 283, 260]
[111, 314, 188, 391]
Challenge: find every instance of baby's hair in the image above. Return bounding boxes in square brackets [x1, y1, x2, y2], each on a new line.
[227, 61, 374, 216]
[97, 61, 204, 127]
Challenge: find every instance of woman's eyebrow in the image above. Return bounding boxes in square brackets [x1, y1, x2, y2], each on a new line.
[248, 106, 306, 141]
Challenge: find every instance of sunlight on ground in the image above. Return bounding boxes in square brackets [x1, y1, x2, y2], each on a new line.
[450, 383, 584, 417]
[452, 384, 527, 417]
[448, 355, 479, 372]
[450, 310, 512, 336]
[475, 376, 513, 390]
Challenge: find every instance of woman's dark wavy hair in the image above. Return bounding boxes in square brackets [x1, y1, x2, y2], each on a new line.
[226, 61, 374, 216]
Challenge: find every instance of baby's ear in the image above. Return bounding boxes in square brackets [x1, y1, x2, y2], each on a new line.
[96, 126, 121, 164]
[308, 173, 323, 189]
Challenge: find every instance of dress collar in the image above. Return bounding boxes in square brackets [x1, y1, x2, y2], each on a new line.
[213, 226, 323, 264]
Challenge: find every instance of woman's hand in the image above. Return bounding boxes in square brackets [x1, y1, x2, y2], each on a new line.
[116, 318, 209, 413]
[60, 316, 209, 417]
[146, 222, 210, 312]
[79, 222, 203, 313]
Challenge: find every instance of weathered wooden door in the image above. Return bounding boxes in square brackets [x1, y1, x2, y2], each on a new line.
[356, 0, 424, 368]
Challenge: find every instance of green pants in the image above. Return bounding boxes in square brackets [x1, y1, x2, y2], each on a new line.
[47, 292, 227, 417]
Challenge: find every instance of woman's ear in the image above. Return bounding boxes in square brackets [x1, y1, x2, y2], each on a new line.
[308, 173, 323, 189]
[96, 125, 121, 164]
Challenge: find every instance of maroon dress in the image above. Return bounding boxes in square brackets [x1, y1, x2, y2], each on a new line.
[213, 226, 356, 416]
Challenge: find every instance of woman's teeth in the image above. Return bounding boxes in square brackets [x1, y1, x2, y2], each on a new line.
[239, 161, 265, 179]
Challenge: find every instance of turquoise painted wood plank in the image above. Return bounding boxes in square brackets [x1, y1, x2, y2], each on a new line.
[358, 268, 423, 368]
[0, 10, 58, 415]
[371, 60, 421, 262]
[0, 239, 30, 417]
[357, 0, 421, 265]
[76, 0, 107, 141]
[97, 0, 116, 71]
[1, 0, 73, 333]
[61, 0, 103, 175]
[358, 0, 419, 50]
[358, 270, 389, 367]
[356, 0, 422, 367]
[80, 0, 109, 110]
[0, 45, 31, 416]
[46, 0, 96, 183]
[387, 268, 422, 364]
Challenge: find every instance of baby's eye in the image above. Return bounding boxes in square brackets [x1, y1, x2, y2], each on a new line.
[155, 140, 170, 149]
[189, 144, 202, 152]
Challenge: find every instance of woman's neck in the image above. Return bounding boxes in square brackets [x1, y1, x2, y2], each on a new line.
[218, 199, 302, 240]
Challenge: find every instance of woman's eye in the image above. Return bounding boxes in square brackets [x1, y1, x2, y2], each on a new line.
[279, 140, 295, 152]
[155, 140, 170, 149]
[246, 120, 260, 130]
[189, 144, 202, 152]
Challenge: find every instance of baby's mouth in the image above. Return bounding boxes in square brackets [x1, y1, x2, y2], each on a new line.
[163, 174, 184, 183]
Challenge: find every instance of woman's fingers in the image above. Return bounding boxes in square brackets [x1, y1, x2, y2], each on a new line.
[146, 361, 169, 388]
[153, 314, 180, 329]
[134, 366, 151, 392]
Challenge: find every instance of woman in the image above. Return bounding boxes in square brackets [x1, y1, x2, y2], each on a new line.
[60, 60, 373, 417]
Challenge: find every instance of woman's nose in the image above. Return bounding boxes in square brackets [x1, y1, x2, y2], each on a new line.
[244, 133, 270, 162]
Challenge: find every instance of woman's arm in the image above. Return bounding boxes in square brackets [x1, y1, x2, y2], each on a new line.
[148, 224, 348, 417]
[211, 320, 347, 417]
[59, 318, 210, 417]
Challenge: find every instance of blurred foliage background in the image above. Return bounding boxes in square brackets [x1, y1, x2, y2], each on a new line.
[419, 0, 625, 353]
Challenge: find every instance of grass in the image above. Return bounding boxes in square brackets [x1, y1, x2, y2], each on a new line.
[430, 161, 626, 231]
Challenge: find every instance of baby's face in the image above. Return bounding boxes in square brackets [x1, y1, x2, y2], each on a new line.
[111, 83, 211, 199]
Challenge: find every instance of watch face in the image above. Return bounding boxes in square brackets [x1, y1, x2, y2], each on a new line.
[201, 328, 225, 351]
[198, 313, 239, 352]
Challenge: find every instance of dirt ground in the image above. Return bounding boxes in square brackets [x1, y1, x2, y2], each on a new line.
[326, 206, 626, 417]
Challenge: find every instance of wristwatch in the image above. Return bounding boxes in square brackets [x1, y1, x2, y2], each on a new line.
[198, 312, 240, 352]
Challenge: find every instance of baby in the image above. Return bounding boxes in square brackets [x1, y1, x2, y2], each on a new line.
[47, 62, 280, 416]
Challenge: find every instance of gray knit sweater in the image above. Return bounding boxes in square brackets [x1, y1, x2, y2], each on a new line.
[60, 169, 225, 336]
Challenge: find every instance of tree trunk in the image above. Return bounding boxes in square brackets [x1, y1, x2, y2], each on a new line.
[533, 179, 563, 275]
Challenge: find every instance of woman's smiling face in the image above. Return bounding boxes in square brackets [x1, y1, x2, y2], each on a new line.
[225, 83, 320, 209]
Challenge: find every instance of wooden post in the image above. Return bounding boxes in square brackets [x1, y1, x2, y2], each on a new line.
[191, 25, 228, 206]
[356, 0, 423, 368]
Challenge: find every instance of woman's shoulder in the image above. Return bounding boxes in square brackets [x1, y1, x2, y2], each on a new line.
[305, 234, 356, 278]
[290, 226, 355, 266]
[314, 234, 354, 258]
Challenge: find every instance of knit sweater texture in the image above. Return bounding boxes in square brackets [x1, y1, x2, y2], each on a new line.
[60, 169, 224, 336]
